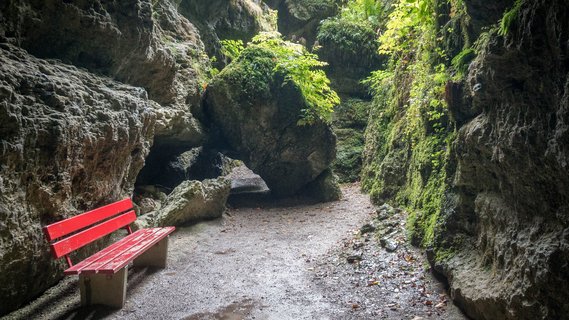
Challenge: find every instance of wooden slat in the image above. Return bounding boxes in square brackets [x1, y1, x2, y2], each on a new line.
[43, 198, 133, 241]
[64, 228, 156, 275]
[77, 228, 168, 274]
[50, 210, 137, 258]
[97, 227, 175, 274]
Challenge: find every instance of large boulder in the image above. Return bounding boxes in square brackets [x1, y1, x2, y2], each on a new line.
[135, 146, 237, 190]
[204, 45, 338, 198]
[0, 44, 156, 315]
[135, 178, 231, 228]
[0, 0, 210, 147]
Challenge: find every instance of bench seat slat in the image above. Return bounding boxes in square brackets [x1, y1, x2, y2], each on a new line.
[97, 227, 175, 274]
[43, 199, 133, 241]
[51, 210, 137, 258]
[72, 228, 164, 274]
[64, 228, 155, 275]
[66, 227, 175, 275]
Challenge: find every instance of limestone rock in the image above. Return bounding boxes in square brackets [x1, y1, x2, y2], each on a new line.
[136, 147, 238, 190]
[0, 0, 209, 147]
[299, 169, 342, 202]
[0, 44, 156, 315]
[177, 0, 275, 66]
[204, 47, 337, 197]
[275, 0, 340, 46]
[142, 178, 231, 227]
[432, 1, 569, 318]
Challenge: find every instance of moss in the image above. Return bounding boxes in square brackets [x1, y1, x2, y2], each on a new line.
[212, 33, 339, 124]
[286, 0, 340, 21]
[213, 46, 276, 104]
[333, 98, 370, 128]
[451, 47, 476, 77]
[317, 19, 379, 62]
[361, 0, 464, 249]
[499, 0, 524, 36]
[333, 129, 365, 182]
[332, 98, 371, 182]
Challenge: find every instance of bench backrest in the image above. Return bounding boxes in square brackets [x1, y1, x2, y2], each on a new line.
[43, 198, 135, 264]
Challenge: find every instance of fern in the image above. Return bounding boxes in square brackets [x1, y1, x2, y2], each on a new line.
[499, 0, 523, 36]
[451, 48, 476, 76]
[220, 39, 245, 61]
[248, 32, 339, 125]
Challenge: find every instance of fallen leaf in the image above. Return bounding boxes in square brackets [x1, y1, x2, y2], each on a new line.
[367, 280, 379, 286]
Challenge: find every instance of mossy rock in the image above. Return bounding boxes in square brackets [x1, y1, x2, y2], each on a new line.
[205, 45, 337, 197]
[316, 19, 384, 96]
[331, 98, 371, 182]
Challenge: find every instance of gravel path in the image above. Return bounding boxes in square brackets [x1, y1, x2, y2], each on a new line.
[4, 184, 466, 320]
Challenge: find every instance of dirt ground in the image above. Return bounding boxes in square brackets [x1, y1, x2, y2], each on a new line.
[3, 184, 466, 320]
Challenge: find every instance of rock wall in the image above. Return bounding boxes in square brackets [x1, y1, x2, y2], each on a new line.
[436, 0, 569, 318]
[177, 0, 275, 66]
[0, 44, 156, 314]
[269, 0, 340, 46]
[361, 0, 569, 318]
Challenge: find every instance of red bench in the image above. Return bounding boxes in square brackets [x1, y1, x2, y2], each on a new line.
[43, 198, 175, 308]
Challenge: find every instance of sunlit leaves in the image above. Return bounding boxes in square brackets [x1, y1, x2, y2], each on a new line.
[227, 32, 339, 125]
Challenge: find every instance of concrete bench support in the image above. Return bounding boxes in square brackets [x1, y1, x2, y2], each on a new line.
[79, 268, 128, 308]
[133, 237, 170, 268]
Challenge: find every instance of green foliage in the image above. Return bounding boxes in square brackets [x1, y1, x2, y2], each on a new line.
[216, 46, 276, 102]
[361, 0, 462, 248]
[286, 0, 339, 20]
[332, 99, 371, 182]
[339, 0, 392, 26]
[217, 32, 339, 125]
[317, 18, 379, 58]
[499, 0, 523, 36]
[220, 39, 245, 61]
[252, 33, 339, 125]
[451, 48, 475, 77]
[379, 0, 437, 56]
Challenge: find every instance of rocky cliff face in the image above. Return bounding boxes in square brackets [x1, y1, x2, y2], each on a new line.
[437, 0, 569, 318]
[361, 0, 569, 318]
[177, 0, 275, 66]
[0, 43, 156, 314]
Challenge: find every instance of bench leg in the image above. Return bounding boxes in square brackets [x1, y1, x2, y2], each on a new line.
[79, 268, 127, 308]
[133, 236, 169, 268]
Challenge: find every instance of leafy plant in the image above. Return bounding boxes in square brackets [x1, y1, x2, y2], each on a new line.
[451, 48, 476, 76]
[339, 0, 393, 27]
[219, 32, 339, 125]
[252, 33, 339, 125]
[317, 18, 380, 61]
[361, 0, 462, 248]
[220, 39, 245, 61]
[499, 0, 523, 36]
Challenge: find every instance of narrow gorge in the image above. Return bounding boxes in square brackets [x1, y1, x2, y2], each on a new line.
[0, 0, 568, 319]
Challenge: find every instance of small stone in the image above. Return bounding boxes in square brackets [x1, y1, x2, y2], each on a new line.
[380, 238, 398, 252]
[360, 223, 376, 234]
[347, 254, 363, 263]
